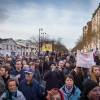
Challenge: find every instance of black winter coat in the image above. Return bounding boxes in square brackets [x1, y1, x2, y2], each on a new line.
[44, 70, 60, 91]
[70, 70, 84, 92]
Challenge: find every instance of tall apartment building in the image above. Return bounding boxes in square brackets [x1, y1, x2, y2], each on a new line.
[83, 21, 92, 52]
[91, 3, 100, 50]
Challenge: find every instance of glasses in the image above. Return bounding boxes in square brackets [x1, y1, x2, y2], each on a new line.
[25, 72, 31, 75]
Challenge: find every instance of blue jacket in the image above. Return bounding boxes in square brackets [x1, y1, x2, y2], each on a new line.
[19, 79, 43, 100]
[10, 69, 25, 83]
[60, 85, 81, 100]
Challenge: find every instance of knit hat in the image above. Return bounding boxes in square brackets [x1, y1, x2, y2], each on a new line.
[83, 78, 99, 94]
[49, 62, 56, 68]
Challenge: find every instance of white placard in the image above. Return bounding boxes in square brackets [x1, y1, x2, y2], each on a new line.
[76, 50, 95, 68]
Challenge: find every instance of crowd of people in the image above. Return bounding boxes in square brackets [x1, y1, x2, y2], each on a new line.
[0, 51, 100, 100]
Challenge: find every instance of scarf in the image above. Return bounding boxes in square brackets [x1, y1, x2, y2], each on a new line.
[6, 87, 18, 100]
[65, 85, 73, 97]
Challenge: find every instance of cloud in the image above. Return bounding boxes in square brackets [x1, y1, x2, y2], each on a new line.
[0, 7, 9, 23]
[0, 0, 100, 49]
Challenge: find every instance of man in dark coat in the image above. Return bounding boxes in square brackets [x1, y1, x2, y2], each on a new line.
[43, 56, 50, 75]
[44, 62, 60, 95]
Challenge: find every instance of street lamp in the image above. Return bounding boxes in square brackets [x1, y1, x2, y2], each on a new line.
[39, 28, 43, 55]
[41, 32, 46, 40]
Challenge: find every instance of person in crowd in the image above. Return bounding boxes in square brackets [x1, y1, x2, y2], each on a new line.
[0, 79, 26, 100]
[94, 53, 100, 65]
[46, 88, 64, 100]
[0, 65, 18, 96]
[70, 67, 84, 92]
[44, 62, 60, 95]
[58, 66, 64, 88]
[43, 56, 50, 75]
[89, 65, 100, 84]
[59, 61, 68, 78]
[66, 56, 71, 64]
[23, 64, 29, 70]
[18, 56, 23, 62]
[22, 59, 27, 67]
[35, 59, 43, 81]
[8, 57, 15, 69]
[81, 78, 100, 100]
[60, 74, 81, 100]
[71, 60, 76, 69]
[19, 68, 43, 100]
[65, 62, 72, 73]
[82, 68, 89, 79]
[10, 60, 25, 83]
[30, 62, 41, 83]
[5, 60, 14, 71]
[63, 59, 66, 66]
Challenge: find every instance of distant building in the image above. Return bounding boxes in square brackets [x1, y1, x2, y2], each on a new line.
[15, 39, 38, 56]
[91, 3, 100, 51]
[83, 21, 92, 52]
[0, 38, 18, 56]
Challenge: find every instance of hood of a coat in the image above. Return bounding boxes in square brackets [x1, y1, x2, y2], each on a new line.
[47, 88, 64, 100]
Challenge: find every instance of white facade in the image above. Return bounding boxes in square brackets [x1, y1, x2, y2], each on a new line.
[0, 38, 18, 56]
[15, 39, 38, 56]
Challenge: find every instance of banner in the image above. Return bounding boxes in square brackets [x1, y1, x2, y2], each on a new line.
[76, 50, 95, 68]
[42, 44, 52, 51]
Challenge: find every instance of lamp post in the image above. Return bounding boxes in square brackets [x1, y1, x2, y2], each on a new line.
[39, 28, 43, 55]
[41, 32, 46, 41]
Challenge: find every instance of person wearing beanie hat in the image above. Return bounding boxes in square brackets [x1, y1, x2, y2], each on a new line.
[46, 88, 64, 100]
[81, 78, 100, 100]
[44, 62, 60, 96]
[49, 62, 56, 69]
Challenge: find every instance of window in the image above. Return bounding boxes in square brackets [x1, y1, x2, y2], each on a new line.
[6, 45, 8, 50]
[26, 47, 28, 49]
[10, 45, 12, 50]
[14, 46, 16, 50]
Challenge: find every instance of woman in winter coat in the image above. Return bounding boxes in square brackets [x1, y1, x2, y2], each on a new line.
[0, 78, 26, 100]
[46, 88, 64, 100]
[89, 65, 100, 85]
[60, 74, 81, 100]
[80, 78, 100, 100]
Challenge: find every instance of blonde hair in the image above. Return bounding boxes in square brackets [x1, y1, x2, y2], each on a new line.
[89, 65, 99, 83]
[47, 89, 61, 100]
[76, 67, 84, 76]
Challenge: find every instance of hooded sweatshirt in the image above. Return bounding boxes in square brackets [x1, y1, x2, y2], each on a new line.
[47, 88, 64, 100]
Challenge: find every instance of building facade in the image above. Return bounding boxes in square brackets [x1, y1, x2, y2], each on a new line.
[83, 21, 92, 52]
[0, 38, 18, 56]
[91, 3, 100, 51]
[15, 39, 38, 56]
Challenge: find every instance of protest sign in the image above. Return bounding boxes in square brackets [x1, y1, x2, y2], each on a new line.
[76, 50, 95, 68]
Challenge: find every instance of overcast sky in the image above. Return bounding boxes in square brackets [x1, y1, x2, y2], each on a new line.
[0, 0, 100, 49]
